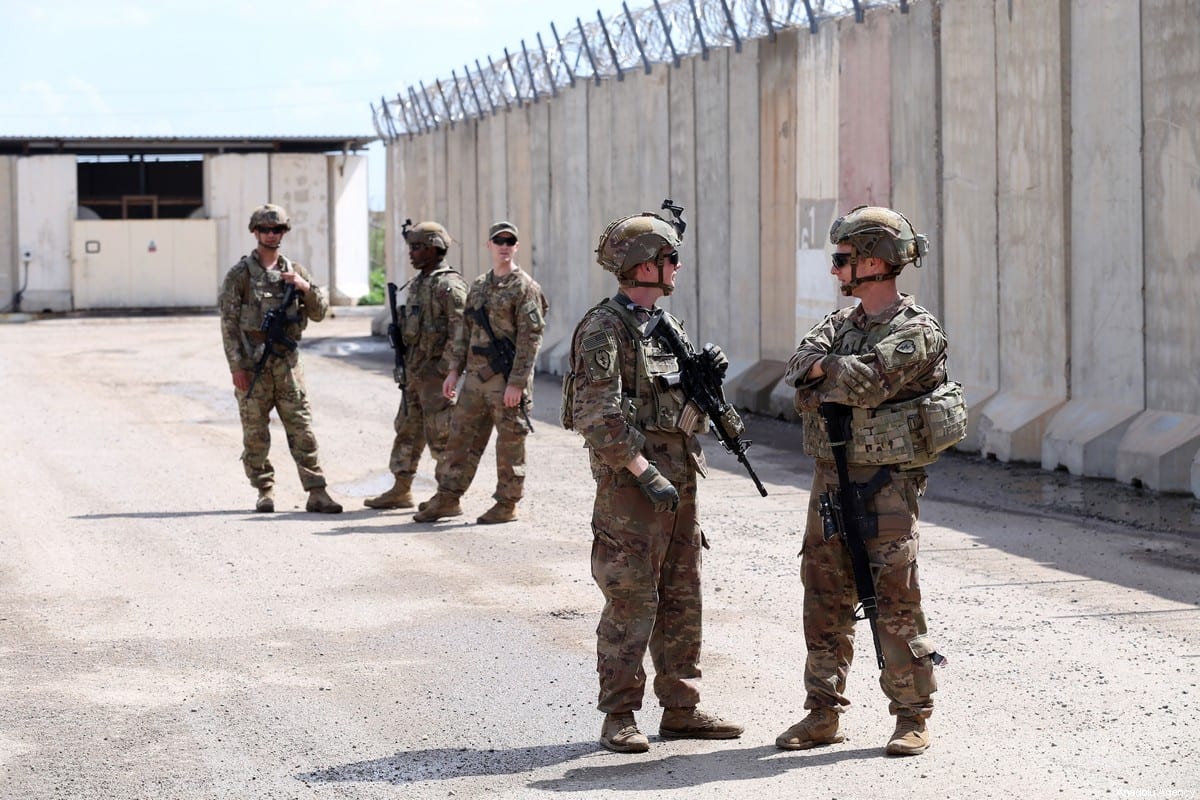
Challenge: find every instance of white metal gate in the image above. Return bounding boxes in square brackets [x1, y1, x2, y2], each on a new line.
[71, 220, 218, 310]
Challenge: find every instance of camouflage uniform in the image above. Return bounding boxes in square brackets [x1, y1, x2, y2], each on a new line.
[433, 267, 547, 503]
[569, 294, 708, 714]
[387, 262, 468, 478]
[784, 293, 947, 720]
[218, 251, 330, 492]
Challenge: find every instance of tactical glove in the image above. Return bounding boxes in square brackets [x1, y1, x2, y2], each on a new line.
[821, 354, 876, 401]
[703, 343, 729, 378]
[636, 464, 680, 513]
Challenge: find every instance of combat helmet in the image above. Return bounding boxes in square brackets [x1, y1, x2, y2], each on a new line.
[829, 205, 928, 269]
[596, 212, 681, 277]
[248, 204, 291, 232]
[404, 221, 452, 252]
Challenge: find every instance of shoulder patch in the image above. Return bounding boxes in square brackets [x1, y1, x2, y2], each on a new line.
[522, 299, 545, 330]
[878, 332, 927, 370]
[582, 328, 612, 352]
[581, 327, 618, 382]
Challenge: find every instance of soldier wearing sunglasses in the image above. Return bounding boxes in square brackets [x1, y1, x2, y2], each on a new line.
[218, 204, 343, 514]
[562, 209, 743, 753]
[413, 221, 548, 525]
[780, 205, 963, 757]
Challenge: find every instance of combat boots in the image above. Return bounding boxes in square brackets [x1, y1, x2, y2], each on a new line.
[775, 708, 844, 750]
[255, 487, 275, 513]
[363, 475, 414, 509]
[411, 491, 462, 522]
[600, 712, 649, 753]
[659, 707, 744, 739]
[886, 714, 930, 756]
[476, 501, 518, 525]
[306, 487, 343, 514]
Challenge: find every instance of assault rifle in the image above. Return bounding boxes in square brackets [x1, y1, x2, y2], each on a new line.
[645, 311, 767, 497]
[245, 283, 298, 398]
[818, 402, 890, 670]
[468, 305, 535, 432]
[386, 280, 408, 414]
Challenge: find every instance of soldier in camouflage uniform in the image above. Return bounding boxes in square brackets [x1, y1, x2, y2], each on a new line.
[562, 210, 742, 753]
[363, 221, 468, 510]
[218, 204, 342, 514]
[778, 206, 963, 757]
[413, 222, 547, 525]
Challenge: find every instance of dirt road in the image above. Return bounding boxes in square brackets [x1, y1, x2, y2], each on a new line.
[1, 313, 1196, 799]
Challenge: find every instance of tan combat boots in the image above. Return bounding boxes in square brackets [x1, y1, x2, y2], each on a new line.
[363, 475, 414, 509]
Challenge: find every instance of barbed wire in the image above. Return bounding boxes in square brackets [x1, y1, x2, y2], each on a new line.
[371, 0, 906, 140]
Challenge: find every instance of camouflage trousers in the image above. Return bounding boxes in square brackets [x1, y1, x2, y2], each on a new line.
[389, 372, 456, 478]
[591, 470, 703, 713]
[801, 460, 937, 718]
[236, 356, 327, 491]
[435, 372, 531, 502]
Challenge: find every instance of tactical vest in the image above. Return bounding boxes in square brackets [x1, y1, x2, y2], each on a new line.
[561, 297, 690, 435]
[801, 380, 968, 468]
[800, 303, 966, 468]
[235, 257, 307, 355]
[400, 264, 460, 348]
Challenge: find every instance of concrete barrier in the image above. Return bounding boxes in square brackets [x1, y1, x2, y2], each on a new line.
[729, 359, 789, 416]
[978, 392, 1065, 464]
[1042, 401, 1141, 479]
[1116, 411, 1200, 494]
[386, 0, 1200, 497]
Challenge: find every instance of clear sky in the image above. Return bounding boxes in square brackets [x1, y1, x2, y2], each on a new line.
[0, 0, 629, 209]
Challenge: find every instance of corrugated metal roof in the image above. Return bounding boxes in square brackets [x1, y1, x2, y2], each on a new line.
[0, 135, 377, 156]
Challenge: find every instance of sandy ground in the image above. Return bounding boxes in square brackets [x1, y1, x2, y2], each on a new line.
[0, 312, 1196, 800]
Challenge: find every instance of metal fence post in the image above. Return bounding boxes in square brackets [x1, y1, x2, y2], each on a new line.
[597, 10, 625, 81]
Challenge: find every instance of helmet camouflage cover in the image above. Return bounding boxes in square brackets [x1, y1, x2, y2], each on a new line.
[596, 212, 682, 276]
[248, 204, 291, 232]
[404, 221, 452, 251]
[829, 205, 929, 268]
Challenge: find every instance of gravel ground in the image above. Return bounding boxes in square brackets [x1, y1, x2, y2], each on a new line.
[0, 313, 1196, 800]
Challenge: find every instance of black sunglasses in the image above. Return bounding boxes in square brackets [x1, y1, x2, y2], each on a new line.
[257, 226, 287, 235]
[831, 252, 852, 268]
[663, 251, 680, 266]
[491, 235, 518, 246]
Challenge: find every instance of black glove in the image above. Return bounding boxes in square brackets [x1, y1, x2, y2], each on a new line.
[821, 354, 875, 400]
[636, 464, 680, 513]
[703, 343, 729, 378]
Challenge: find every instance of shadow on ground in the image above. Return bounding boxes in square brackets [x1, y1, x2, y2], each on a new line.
[298, 741, 880, 791]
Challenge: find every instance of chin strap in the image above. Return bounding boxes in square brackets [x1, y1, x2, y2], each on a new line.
[840, 252, 902, 296]
[624, 252, 675, 295]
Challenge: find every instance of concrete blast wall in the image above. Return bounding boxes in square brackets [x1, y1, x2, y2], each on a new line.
[205, 152, 367, 301]
[386, 0, 1200, 497]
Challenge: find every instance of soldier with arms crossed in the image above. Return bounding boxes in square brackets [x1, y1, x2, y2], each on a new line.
[218, 204, 342, 514]
[563, 209, 743, 753]
[779, 206, 963, 756]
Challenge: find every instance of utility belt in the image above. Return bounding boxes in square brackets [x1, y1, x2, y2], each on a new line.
[802, 381, 967, 468]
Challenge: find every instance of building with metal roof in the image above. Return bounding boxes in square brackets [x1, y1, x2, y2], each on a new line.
[1, 135, 376, 313]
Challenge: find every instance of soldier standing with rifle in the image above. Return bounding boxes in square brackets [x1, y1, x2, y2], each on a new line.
[218, 204, 343, 514]
[413, 221, 547, 525]
[562, 204, 743, 754]
[779, 206, 965, 756]
[363, 221, 467, 511]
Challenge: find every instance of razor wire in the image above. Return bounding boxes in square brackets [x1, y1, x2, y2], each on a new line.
[371, 0, 907, 140]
